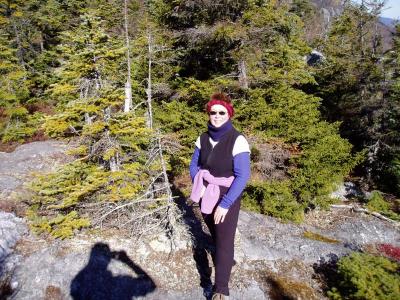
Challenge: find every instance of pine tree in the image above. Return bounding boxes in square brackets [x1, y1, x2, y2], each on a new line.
[375, 24, 400, 195]
[312, 1, 399, 195]
[30, 7, 183, 239]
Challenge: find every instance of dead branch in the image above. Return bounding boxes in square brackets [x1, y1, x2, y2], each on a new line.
[330, 204, 399, 226]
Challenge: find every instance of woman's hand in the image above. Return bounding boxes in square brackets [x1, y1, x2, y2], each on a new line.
[214, 206, 228, 224]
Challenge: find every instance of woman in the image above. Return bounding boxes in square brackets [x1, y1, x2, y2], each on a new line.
[189, 92, 251, 300]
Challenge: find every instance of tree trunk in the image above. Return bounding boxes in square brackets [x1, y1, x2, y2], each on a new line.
[124, 80, 132, 112]
[124, 0, 132, 112]
[146, 32, 153, 129]
[12, 22, 26, 72]
[238, 59, 248, 89]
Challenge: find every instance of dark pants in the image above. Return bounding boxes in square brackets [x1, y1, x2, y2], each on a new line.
[202, 198, 241, 296]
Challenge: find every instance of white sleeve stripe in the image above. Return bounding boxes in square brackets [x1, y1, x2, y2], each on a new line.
[232, 135, 250, 156]
[195, 136, 201, 149]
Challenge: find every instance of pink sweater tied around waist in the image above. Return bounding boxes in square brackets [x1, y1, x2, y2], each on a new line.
[190, 169, 234, 214]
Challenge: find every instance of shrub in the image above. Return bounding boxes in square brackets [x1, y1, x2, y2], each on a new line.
[365, 191, 400, 222]
[28, 111, 154, 238]
[378, 244, 400, 262]
[327, 252, 400, 300]
[242, 180, 304, 222]
[1, 111, 44, 143]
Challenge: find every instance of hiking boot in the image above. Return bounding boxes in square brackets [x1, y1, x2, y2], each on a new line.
[211, 293, 229, 300]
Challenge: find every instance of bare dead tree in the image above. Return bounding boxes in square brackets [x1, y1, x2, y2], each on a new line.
[81, 131, 186, 242]
[238, 59, 249, 89]
[146, 31, 154, 129]
[124, 0, 133, 113]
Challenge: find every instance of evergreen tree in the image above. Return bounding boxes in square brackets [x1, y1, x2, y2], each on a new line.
[150, 0, 360, 221]
[234, 2, 360, 217]
[376, 24, 400, 195]
[30, 7, 182, 239]
[312, 1, 399, 196]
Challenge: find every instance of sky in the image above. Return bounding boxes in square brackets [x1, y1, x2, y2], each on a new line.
[381, 0, 400, 19]
[353, 0, 400, 19]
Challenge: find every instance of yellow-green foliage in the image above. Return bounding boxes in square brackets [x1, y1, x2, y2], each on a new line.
[328, 253, 400, 300]
[105, 162, 146, 201]
[109, 112, 152, 152]
[30, 161, 108, 208]
[82, 121, 106, 136]
[5, 106, 29, 118]
[43, 100, 104, 137]
[0, 34, 29, 108]
[242, 180, 304, 223]
[29, 155, 149, 237]
[66, 145, 89, 156]
[303, 231, 340, 244]
[1, 110, 44, 143]
[31, 96, 153, 238]
[366, 191, 400, 222]
[27, 11, 160, 239]
[28, 210, 90, 239]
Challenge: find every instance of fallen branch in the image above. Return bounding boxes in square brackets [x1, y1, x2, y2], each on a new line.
[330, 204, 399, 226]
[96, 195, 177, 223]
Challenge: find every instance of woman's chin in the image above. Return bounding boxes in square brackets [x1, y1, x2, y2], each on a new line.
[212, 120, 227, 128]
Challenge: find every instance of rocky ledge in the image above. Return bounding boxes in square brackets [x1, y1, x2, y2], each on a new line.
[0, 141, 399, 300]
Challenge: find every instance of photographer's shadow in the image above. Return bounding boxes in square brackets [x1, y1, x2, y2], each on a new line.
[70, 242, 156, 300]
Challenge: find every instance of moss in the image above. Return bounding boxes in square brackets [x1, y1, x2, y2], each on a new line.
[267, 274, 320, 300]
[303, 231, 340, 244]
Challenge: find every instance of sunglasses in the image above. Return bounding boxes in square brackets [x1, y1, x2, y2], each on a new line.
[209, 111, 227, 116]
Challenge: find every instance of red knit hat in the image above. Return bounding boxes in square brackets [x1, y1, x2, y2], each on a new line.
[205, 93, 234, 118]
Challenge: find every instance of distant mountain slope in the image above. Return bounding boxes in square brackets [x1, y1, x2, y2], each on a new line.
[308, 0, 395, 50]
[379, 16, 398, 29]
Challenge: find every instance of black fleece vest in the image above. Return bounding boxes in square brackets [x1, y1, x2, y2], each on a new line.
[199, 127, 240, 178]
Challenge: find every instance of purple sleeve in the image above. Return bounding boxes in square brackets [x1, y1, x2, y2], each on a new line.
[219, 152, 251, 209]
[189, 147, 200, 181]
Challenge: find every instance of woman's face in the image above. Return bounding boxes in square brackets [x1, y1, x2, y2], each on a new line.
[209, 104, 229, 128]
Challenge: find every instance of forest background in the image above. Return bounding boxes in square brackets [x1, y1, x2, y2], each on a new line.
[0, 0, 399, 238]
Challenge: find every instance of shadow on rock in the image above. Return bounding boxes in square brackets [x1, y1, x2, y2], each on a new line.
[312, 253, 340, 294]
[172, 185, 214, 299]
[70, 242, 156, 300]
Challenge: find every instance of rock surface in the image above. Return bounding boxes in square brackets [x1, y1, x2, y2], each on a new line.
[0, 141, 71, 203]
[8, 207, 399, 300]
[0, 212, 28, 297]
[330, 181, 363, 201]
[0, 141, 399, 300]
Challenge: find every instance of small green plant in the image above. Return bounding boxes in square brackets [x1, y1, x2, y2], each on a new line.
[365, 191, 400, 221]
[327, 252, 400, 300]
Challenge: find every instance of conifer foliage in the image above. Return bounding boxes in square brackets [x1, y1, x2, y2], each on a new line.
[313, 1, 400, 197]
[150, 0, 361, 221]
[24, 3, 183, 239]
